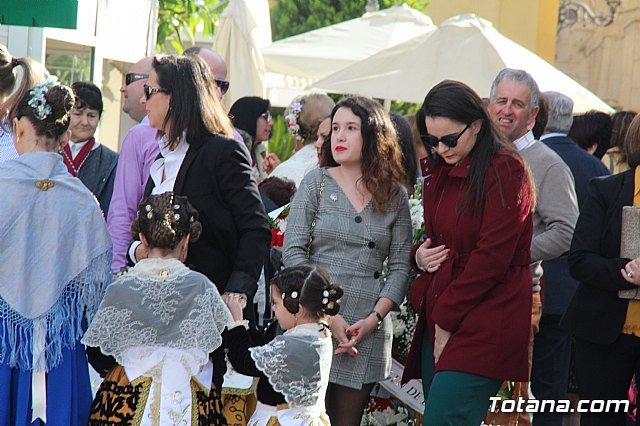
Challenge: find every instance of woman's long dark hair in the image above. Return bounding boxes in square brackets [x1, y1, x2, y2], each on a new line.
[417, 80, 525, 212]
[323, 96, 404, 212]
[152, 55, 232, 150]
[390, 112, 418, 191]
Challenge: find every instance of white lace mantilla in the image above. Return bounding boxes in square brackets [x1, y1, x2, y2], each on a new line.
[82, 258, 234, 365]
[249, 323, 333, 408]
[83, 258, 234, 425]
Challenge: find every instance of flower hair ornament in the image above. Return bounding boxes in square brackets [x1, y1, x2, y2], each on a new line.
[28, 76, 59, 120]
[285, 100, 304, 141]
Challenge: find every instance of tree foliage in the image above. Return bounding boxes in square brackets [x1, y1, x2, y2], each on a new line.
[156, 0, 227, 53]
[271, 0, 431, 41]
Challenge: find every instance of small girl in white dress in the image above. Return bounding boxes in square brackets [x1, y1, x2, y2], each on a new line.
[83, 192, 234, 426]
[224, 265, 343, 426]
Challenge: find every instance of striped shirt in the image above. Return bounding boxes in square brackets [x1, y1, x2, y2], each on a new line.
[0, 126, 18, 164]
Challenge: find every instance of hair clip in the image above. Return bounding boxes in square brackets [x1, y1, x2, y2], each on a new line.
[146, 212, 153, 219]
[173, 213, 180, 221]
[28, 76, 59, 120]
[145, 205, 152, 212]
[322, 290, 330, 305]
[190, 216, 194, 223]
[173, 204, 180, 210]
[10, 57, 19, 68]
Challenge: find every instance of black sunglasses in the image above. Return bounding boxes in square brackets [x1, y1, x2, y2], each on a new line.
[215, 79, 230, 96]
[143, 84, 170, 100]
[125, 73, 148, 86]
[421, 122, 471, 149]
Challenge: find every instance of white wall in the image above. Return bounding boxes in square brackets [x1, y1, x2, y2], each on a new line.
[2, 0, 158, 151]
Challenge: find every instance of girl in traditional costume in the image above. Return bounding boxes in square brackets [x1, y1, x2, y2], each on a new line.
[0, 79, 112, 424]
[224, 265, 342, 426]
[83, 192, 234, 425]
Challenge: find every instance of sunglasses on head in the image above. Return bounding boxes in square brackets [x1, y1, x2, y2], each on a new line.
[421, 122, 471, 149]
[260, 111, 272, 122]
[215, 79, 230, 96]
[143, 84, 170, 100]
[125, 73, 148, 86]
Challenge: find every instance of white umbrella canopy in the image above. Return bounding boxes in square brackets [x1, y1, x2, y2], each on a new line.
[214, 0, 271, 109]
[262, 4, 435, 106]
[311, 14, 613, 114]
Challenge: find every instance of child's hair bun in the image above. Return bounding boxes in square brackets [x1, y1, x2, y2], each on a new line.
[131, 192, 202, 249]
[271, 265, 342, 318]
[321, 285, 343, 316]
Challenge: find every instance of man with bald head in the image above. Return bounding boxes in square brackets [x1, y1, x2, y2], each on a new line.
[184, 46, 230, 100]
[120, 56, 153, 122]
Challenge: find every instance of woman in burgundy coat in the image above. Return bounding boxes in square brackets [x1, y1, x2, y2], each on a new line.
[403, 80, 535, 425]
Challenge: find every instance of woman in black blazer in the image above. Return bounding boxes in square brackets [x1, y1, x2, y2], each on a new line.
[562, 114, 640, 426]
[134, 54, 271, 308]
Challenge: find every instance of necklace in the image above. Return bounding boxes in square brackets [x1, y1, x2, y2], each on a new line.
[61, 139, 94, 176]
[60, 148, 77, 175]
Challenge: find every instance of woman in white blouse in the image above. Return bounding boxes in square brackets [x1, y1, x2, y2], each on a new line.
[129, 53, 271, 327]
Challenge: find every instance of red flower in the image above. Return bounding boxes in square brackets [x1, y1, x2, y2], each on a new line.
[271, 228, 285, 247]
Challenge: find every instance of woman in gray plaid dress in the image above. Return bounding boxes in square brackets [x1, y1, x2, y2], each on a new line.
[283, 96, 412, 426]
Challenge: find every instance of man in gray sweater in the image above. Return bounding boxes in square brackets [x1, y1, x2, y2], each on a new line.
[486, 69, 579, 426]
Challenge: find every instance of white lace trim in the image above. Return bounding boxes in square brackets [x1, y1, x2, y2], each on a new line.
[130, 276, 181, 325]
[249, 323, 330, 408]
[82, 259, 233, 366]
[127, 258, 191, 281]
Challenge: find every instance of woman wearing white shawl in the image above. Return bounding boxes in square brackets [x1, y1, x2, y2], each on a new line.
[0, 78, 112, 425]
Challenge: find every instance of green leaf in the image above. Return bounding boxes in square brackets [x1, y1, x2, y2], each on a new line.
[156, 0, 223, 53]
[267, 115, 296, 162]
[271, 0, 433, 41]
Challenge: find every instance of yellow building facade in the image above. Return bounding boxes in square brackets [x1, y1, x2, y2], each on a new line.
[427, 0, 639, 112]
[426, 0, 560, 63]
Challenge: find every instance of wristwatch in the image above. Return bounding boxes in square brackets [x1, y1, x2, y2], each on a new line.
[371, 308, 383, 330]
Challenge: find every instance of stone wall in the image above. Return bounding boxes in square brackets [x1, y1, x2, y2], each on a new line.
[555, 0, 640, 111]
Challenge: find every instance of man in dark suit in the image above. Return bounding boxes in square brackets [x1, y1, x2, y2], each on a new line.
[533, 91, 610, 426]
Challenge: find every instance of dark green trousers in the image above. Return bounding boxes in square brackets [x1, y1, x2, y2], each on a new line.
[421, 327, 501, 425]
